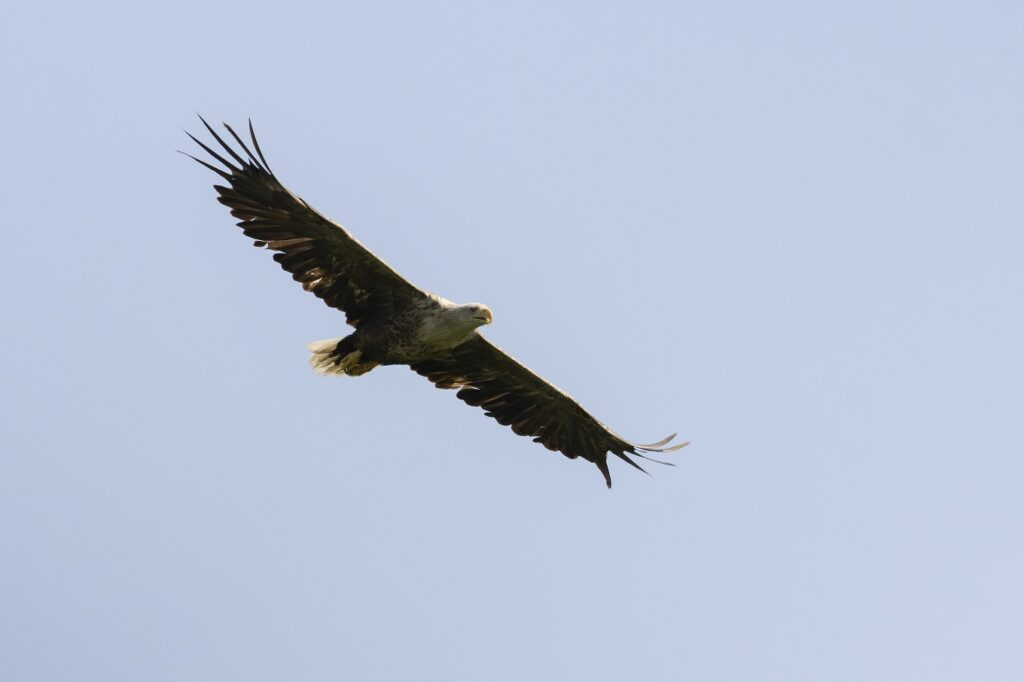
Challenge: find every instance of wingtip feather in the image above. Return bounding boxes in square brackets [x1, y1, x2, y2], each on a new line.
[249, 118, 273, 174]
[636, 432, 678, 448]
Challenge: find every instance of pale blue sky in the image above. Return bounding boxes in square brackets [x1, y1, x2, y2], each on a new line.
[2, 1, 1022, 680]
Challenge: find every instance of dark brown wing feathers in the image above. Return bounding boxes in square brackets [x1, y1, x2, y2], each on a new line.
[186, 116, 425, 328]
[411, 335, 688, 487]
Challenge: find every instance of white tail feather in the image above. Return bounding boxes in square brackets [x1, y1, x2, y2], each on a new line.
[307, 337, 347, 376]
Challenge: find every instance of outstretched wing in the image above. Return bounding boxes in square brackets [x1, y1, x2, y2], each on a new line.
[410, 334, 688, 487]
[186, 117, 428, 328]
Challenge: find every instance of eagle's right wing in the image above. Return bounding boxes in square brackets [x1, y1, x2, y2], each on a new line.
[186, 117, 428, 328]
[410, 334, 688, 487]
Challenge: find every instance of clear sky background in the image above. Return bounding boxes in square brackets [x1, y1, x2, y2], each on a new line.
[2, 1, 1022, 680]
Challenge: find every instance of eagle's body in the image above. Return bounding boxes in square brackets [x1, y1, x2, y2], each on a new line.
[309, 295, 491, 376]
[187, 117, 687, 487]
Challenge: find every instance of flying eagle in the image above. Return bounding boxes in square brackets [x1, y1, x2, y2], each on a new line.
[186, 117, 688, 487]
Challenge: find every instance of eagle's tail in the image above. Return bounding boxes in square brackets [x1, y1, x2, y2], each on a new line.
[307, 337, 378, 377]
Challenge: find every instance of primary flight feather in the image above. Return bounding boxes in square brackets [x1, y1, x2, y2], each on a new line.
[187, 117, 688, 487]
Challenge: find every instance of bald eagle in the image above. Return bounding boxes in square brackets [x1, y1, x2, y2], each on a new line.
[186, 117, 688, 487]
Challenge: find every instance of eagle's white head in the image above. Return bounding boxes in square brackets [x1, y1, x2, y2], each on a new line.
[459, 302, 493, 328]
[426, 299, 494, 347]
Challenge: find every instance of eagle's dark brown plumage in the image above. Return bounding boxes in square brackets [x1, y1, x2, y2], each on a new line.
[187, 116, 688, 487]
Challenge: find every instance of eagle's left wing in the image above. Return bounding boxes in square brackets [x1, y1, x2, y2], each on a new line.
[186, 117, 429, 328]
[410, 334, 687, 487]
